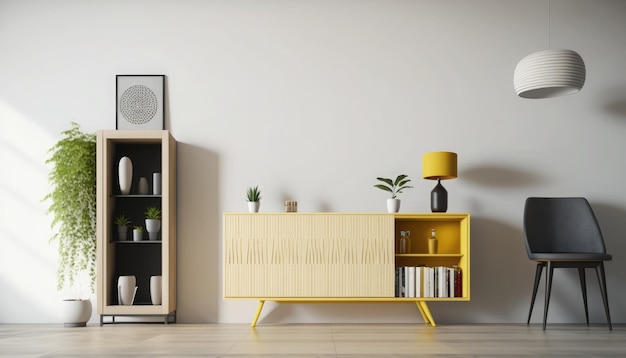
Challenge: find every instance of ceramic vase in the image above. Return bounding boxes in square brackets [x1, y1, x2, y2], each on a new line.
[118, 156, 133, 195]
[153, 173, 161, 195]
[138, 177, 149, 195]
[150, 276, 162, 305]
[387, 198, 401, 213]
[117, 275, 137, 305]
[145, 219, 161, 241]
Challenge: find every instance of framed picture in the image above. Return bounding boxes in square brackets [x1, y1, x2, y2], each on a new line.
[116, 75, 165, 130]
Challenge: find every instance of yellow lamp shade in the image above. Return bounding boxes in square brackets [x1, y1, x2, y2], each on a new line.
[422, 152, 457, 180]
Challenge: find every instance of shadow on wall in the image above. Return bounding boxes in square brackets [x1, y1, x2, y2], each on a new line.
[175, 142, 220, 323]
[604, 84, 626, 120]
[587, 202, 626, 321]
[461, 165, 544, 188]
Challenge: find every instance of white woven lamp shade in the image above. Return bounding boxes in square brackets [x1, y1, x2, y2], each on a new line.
[514, 49, 586, 99]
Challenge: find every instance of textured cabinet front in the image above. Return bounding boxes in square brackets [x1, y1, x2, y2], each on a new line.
[223, 213, 395, 297]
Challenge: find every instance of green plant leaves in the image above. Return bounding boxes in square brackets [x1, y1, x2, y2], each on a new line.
[374, 174, 413, 199]
[42, 122, 96, 294]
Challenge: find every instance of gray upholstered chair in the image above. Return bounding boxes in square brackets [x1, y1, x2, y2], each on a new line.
[523, 197, 612, 330]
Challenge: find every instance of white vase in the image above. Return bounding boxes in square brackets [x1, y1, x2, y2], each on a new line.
[118, 226, 128, 241]
[153, 172, 161, 195]
[117, 275, 137, 305]
[248, 201, 260, 213]
[118, 156, 133, 195]
[61, 299, 92, 327]
[150, 276, 162, 305]
[387, 198, 401, 213]
[138, 177, 149, 195]
[145, 219, 161, 240]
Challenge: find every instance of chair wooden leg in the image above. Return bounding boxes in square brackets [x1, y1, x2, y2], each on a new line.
[527, 263, 544, 324]
[578, 268, 589, 325]
[543, 262, 554, 330]
[595, 263, 612, 330]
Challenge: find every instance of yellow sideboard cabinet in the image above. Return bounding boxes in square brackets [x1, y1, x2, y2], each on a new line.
[223, 212, 469, 326]
[96, 130, 177, 324]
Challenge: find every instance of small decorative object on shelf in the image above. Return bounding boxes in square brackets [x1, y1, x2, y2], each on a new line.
[285, 200, 298, 213]
[113, 214, 131, 241]
[153, 172, 161, 195]
[246, 185, 261, 213]
[399, 230, 411, 254]
[133, 226, 144, 241]
[118, 156, 133, 195]
[428, 229, 438, 254]
[374, 174, 413, 213]
[117, 275, 137, 305]
[138, 177, 149, 195]
[144, 207, 161, 241]
[150, 276, 162, 305]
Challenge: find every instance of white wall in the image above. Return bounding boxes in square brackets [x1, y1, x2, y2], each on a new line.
[2, 0, 626, 325]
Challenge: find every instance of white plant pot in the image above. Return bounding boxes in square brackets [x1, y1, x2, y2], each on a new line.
[61, 299, 92, 327]
[118, 156, 133, 195]
[248, 201, 260, 213]
[145, 219, 161, 240]
[150, 275, 162, 305]
[387, 198, 401, 213]
[117, 275, 137, 305]
[133, 229, 143, 241]
[118, 226, 128, 241]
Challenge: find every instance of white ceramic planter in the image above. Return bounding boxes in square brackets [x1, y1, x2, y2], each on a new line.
[150, 276, 162, 305]
[118, 156, 133, 195]
[248, 201, 260, 213]
[61, 299, 92, 327]
[387, 198, 401, 213]
[145, 219, 161, 240]
[133, 229, 143, 241]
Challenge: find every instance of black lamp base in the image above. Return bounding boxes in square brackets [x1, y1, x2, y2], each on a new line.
[430, 179, 448, 213]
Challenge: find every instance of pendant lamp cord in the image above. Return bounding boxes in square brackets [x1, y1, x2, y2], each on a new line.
[548, 0, 551, 49]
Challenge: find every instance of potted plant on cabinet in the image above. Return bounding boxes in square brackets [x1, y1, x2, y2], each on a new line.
[144, 206, 161, 241]
[113, 214, 131, 241]
[246, 185, 262, 213]
[42, 122, 96, 327]
[133, 226, 144, 241]
[374, 174, 413, 213]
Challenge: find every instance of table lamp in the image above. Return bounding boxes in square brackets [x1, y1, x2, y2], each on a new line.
[422, 152, 457, 212]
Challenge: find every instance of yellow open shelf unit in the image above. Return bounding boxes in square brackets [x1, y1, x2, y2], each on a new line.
[223, 212, 470, 326]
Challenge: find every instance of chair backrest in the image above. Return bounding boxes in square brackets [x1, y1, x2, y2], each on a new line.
[523, 197, 607, 255]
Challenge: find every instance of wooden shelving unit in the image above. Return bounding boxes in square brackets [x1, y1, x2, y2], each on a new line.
[96, 130, 177, 324]
[223, 212, 470, 326]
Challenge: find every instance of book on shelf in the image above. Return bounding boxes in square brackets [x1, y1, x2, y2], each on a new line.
[395, 265, 462, 298]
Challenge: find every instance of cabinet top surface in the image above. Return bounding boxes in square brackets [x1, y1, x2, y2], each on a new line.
[224, 212, 469, 217]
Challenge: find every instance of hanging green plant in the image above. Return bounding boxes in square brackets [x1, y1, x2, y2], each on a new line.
[42, 122, 97, 296]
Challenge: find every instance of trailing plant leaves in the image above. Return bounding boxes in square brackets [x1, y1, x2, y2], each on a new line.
[42, 122, 96, 295]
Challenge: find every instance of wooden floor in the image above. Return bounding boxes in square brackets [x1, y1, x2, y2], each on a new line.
[0, 323, 624, 357]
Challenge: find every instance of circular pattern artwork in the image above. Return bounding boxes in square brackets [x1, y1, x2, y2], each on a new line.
[119, 85, 158, 124]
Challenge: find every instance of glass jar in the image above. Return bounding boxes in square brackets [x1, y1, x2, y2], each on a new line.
[399, 231, 411, 254]
[428, 229, 438, 254]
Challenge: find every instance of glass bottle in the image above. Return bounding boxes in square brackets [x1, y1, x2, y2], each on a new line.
[399, 231, 411, 254]
[428, 229, 438, 254]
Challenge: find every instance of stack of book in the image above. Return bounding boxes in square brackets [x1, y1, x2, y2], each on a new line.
[395, 266, 462, 298]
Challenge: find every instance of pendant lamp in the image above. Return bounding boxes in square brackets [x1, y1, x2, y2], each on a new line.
[513, 2, 586, 99]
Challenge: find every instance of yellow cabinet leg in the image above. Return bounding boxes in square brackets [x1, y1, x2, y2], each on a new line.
[251, 300, 265, 327]
[416, 301, 437, 327]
